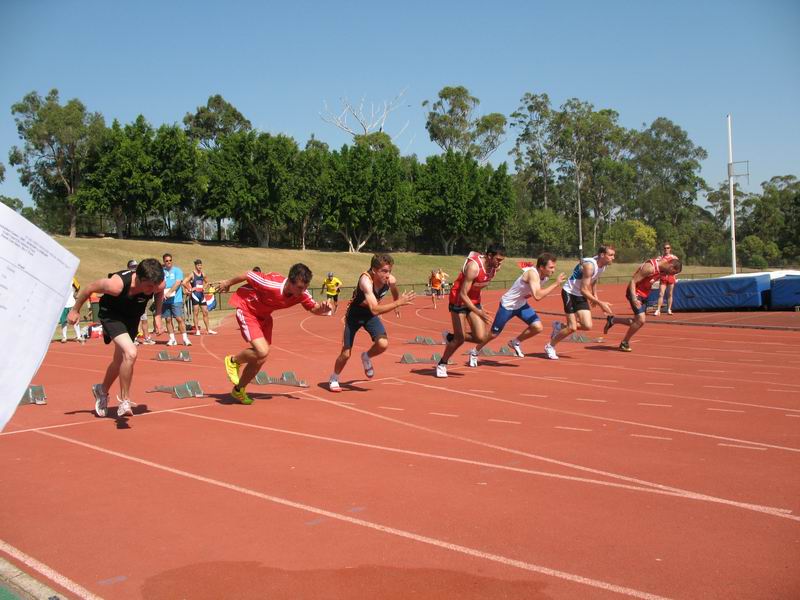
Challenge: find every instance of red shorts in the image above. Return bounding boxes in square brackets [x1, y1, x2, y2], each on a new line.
[659, 275, 676, 285]
[235, 307, 273, 343]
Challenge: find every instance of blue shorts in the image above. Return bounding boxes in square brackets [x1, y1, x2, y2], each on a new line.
[626, 290, 648, 315]
[161, 301, 184, 318]
[491, 304, 540, 334]
[342, 311, 386, 349]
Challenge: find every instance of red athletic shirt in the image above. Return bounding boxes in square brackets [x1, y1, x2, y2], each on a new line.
[229, 271, 316, 319]
[633, 259, 661, 299]
[449, 252, 499, 306]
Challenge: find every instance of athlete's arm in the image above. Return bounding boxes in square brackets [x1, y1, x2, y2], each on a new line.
[363, 274, 415, 316]
[68, 275, 124, 324]
[527, 270, 567, 301]
[628, 263, 655, 308]
[212, 273, 248, 293]
[459, 261, 491, 323]
[580, 263, 613, 314]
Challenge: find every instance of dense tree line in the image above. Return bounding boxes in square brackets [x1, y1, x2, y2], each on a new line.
[4, 88, 798, 265]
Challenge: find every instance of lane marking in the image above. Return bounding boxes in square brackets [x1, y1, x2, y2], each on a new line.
[785, 414, 800, 418]
[648, 383, 674, 387]
[575, 398, 607, 404]
[469, 389, 495, 394]
[718, 443, 767, 451]
[555, 426, 593, 432]
[697, 369, 726, 373]
[767, 389, 800, 393]
[429, 412, 459, 418]
[591, 379, 618, 383]
[520, 393, 548, 398]
[703, 386, 735, 390]
[0, 539, 103, 600]
[630, 434, 673, 441]
[377, 406, 405, 411]
[34, 430, 672, 600]
[706, 408, 745, 413]
[648, 367, 671, 371]
[488, 419, 521, 425]
[638, 403, 672, 407]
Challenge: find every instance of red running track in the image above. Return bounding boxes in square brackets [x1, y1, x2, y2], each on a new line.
[1, 285, 799, 599]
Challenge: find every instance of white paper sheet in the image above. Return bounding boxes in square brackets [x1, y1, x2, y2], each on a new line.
[0, 204, 79, 431]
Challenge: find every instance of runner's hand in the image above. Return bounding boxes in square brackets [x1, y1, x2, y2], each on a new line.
[398, 290, 415, 306]
[556, 272, 567, 285]
[67, 309, 80, 325]
[599, 301, 613, 315]
[479, 309, 493, 324]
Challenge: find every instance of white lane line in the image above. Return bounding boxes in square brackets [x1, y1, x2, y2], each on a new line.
[429, 412, 459, 418]
[575, 398, 607, 403]
[768, 389, 800, 393]
[377, 406, 405, 411]
[555, 426, 593, 432]
[785, 414, 800, 418]
[718, 443, 767, 451]
[591, 379, 618, 383]
[703, 386, 735, 390]
[706, 408, 745, 413]
[546, 376, 570, 380]
[380, 382, 405, 386]
[638, 403, 672, 408]
[0, 539, 103, 600]
[630, 434, 672, 441]
[37, 431, 671, 600]
[488, 418, 522, 425]
[335, 401, 356, 406]
[648, 383, 674, 387]
[469, 389, 495, 394]
[697, 369, 726, 373]
[520, 393, 548, 398]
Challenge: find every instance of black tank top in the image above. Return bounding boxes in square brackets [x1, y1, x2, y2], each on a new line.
[99, 270, 154, 323]
[347, 272, 389, 319]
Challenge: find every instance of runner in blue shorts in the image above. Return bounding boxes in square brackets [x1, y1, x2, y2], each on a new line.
[470, 253, 565, 366]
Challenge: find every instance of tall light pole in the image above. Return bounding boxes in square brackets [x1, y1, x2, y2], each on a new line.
[727, 114, 737, 274]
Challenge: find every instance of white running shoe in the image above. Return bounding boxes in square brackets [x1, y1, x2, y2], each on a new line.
[550, 321, 562, 341]
[653, 310, 660, 316]
[166, 339, 177, 346]
[435, 363, 448, 378]
[195, 329, 201, 336]
[468, 350, 478, 368]
[667, 309, 673, 315]
[117, 398, 133, 417]
[329, 378, 341, 393]
[544, 343, 559, 360]
[508, 340, 524, 358]
[183, 338, 192, 346]
[361, 352, 374, 378]
[143, 338, 156, 345]
[208, 330, 218, 335]
[92, 384, 108, 417]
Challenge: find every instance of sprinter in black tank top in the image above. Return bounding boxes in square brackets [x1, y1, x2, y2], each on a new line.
[327, 253, 415, 393]
[69, 258, 165, 419]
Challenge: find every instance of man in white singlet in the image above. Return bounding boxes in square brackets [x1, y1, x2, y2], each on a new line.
[469, 253, 566, 366]
[545, 245, 616, 360]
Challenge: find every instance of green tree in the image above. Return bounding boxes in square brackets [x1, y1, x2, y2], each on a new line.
[510, 92, 557, 209]
[1, 195, 23, 212]
[151, 124, 202, 238]
[742, 175, 800, 263]
[0, 161, 5, 182]
[423, 86, 506, 162]
[9, 89, 105, 236]
[286, 138, 330, 250]
[183, 95, 252, 150]
[603, 219, 657, 262]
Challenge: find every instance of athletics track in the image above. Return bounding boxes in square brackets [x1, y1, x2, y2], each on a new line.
[1, 284, 798, 599]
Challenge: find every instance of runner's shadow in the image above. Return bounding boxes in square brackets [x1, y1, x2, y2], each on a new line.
[409, 368, 464, 378]
[529, 352, 575, 360]
[584, 345, 616, 351]
[479, 359, 519, 368]
[314, 381, 370, 393]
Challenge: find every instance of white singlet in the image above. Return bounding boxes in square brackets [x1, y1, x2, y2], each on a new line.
[562, 257, 606, 297]
[500, 268, 549, 310]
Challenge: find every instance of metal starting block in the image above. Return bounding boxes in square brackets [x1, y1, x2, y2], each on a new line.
[253, 371, 309, 388]
[472, 346, 514, 357]
[406, 335, 442, 345]
[20, 385, 47, 405]
[146, 380, 204, 398]
[155, 350, 191, 362]
[400, 352, 452, 364]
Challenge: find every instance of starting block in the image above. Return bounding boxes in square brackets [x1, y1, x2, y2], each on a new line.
[155, 350, 191, 362]
[400, 352, 451, 364]
[19, 385, 47, 405]
[146, 380, 204, 398]
[565, 333, 604, 343]
[253, 371, 309, 388]
[407, 335, 442, 345]
[473, 346, 514, 357]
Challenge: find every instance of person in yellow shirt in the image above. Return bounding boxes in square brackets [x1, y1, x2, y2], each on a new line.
[322, 272, 344, 314]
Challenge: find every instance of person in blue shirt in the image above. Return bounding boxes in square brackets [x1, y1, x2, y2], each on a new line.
[161, 253, 191, 346]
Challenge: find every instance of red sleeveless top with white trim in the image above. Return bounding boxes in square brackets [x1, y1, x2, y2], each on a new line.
[448, 252, 498, 306]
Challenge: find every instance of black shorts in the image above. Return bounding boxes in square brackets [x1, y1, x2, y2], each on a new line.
[449, 303, 482, 315]
[101, 318, 138, 345]
[342, 311, 386, 349]
[561, 289, 590, 314]
[626, 290, 648, 315]
[326, 293, 340, 302]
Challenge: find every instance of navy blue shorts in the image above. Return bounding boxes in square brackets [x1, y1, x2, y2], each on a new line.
[490, 304, 540, 334]
[343, 311, 386, 349]
[627, 290, 648, 315]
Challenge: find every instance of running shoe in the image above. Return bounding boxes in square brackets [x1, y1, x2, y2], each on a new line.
[134, 340, 140, 346]
[60, 338, 67, 344]
[361, 352, 375, 378]
[468, 350, 478, 368]
[208, 330, 218, 335]
[92, 384, 108, 417]
[603, 316, 615, 335]
[224, 355, 241, 386]
[143, 338, 156, 345]
[183, 338, 192, 346]
[667, 309, 673, 315]
[619, 341, 632, 352]
[166, 339, 178, 346]
[231, 386, 253, 405]
[329, 378, 342, 393]
[544, 343, 559, 360]
[195, 329, 201, 336]
[117, 398, 133, 417]
[508, 340, 524, 358]
[435, 363, 448, 378]
[653, 310, 660, 316]
[550, 321, 562, 341]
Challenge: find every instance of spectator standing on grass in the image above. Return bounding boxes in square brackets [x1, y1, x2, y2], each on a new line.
[183, 259, 217, 335]
[654, 242, 679, 316]
[68, 259, 165, 417]
[545, 245, 617, 360]
[603, 255, 682, 352]
[161, 253, 191, 346]
[328, 254, 415, 392]
[214, 264, 333, 405]
[436, 244, 506, 378]
[58, 277, 84, 344]
[321, 271, 343, 315]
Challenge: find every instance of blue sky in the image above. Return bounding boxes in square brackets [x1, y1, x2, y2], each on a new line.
[1, 0, 798, 206]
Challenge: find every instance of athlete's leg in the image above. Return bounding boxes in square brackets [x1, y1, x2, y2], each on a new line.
[551, 312, 578, 347]
[515, 319, 543, 343]
[111, 332, 138, 401]
[238, 337, 270, 388]
[201, 305, 211, 332]
[439, 311, 468, 364]
[666, 283, 675, 313]
[655, 285, 666, 315]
